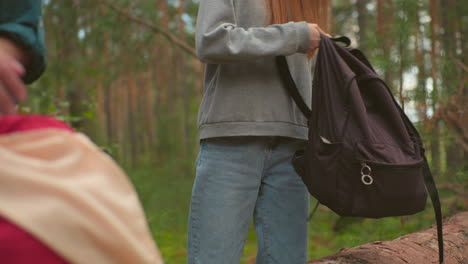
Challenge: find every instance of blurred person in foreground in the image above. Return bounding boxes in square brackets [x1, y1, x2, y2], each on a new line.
[0, 1, 163, 263]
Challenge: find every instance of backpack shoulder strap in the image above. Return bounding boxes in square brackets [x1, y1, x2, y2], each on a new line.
[422, 156, 445, 264]
[276, 56, 311, 118]
[390, 81, 444, 264]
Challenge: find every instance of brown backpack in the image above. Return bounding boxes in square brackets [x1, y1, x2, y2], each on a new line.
[277, 35, 444, 264]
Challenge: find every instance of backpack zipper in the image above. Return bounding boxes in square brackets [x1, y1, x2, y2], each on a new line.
[359, 159, 423, 169]
[360, 162, 373, 185]
[359, 160, 423, 186]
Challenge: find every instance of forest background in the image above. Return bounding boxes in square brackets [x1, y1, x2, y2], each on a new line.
[24, 0, 467, 263]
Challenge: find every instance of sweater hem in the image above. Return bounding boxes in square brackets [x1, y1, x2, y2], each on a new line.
[198, 121, 308, 140]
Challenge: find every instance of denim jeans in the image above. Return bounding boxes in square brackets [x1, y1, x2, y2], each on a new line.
[187, 136, 309, 264]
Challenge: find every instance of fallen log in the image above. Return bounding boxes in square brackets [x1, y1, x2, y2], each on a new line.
[308, 211, 467, 264]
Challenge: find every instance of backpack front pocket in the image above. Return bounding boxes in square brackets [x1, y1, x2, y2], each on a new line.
[350, 160, 427, 218]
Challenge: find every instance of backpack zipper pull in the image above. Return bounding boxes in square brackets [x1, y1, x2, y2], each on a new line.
[361, 162, 373, 185]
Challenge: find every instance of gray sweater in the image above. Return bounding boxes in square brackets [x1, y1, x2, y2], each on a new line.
[196, 0, 315, 140]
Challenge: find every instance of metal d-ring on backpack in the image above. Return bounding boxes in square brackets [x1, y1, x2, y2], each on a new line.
[276, 34, 444, 264]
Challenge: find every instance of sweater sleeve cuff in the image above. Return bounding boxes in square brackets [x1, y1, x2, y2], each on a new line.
[295, 22, 310, 54]
[0, 23, 46, 84]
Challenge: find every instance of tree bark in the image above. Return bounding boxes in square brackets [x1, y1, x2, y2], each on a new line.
[376, 0, 395, 92]
[307, 212, 468, 264]
[430, 0, 441, 174]
[414, 3, 428, 122]
[356, 0, 369, 53]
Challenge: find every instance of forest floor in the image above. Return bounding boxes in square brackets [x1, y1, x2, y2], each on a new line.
[127, 164, 467, 264]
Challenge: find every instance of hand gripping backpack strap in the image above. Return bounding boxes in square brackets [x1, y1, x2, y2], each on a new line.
[276, 37, 352, 119]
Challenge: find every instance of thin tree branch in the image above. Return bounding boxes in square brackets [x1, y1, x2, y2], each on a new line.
[100, 0, 197, 57]
[448, 130, 468, 152]
[451, 56, 468, 73]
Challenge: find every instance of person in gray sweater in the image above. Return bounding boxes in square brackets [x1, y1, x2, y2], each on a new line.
[187, 1, 329, 263]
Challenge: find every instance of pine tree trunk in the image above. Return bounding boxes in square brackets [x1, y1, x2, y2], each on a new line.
[356, 0, 369, 52]
[414, 5, 428, 122]
[376, 0, 395, 91]
[430, 0, 441, 174]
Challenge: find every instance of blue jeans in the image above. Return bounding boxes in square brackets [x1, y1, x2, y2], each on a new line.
[187, 137, 309, 264]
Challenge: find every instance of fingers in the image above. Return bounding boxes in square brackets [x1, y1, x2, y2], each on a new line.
[10, 59, 25, 76]
[318, 28, 331, 37]
[0, 59, 26, 115]
[0, 81, 18, 115]
[308, 24, 331, 37]
[308, 24, 319, 39]
[307, 23, 333, 55]
[313, 24, 331, 37]
[0, 62, 26, 102]
[307, 24, 321, 53]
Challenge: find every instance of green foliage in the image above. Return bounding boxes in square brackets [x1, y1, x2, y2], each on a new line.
[125, 163, 194, 264]
[126, 164, 463, 263]
[455, 167, 468, 183]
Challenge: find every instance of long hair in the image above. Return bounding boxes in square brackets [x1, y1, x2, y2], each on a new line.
[266, 0, 329, 31]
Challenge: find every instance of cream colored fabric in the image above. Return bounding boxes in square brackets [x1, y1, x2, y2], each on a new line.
[0, 129, 163, 264]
